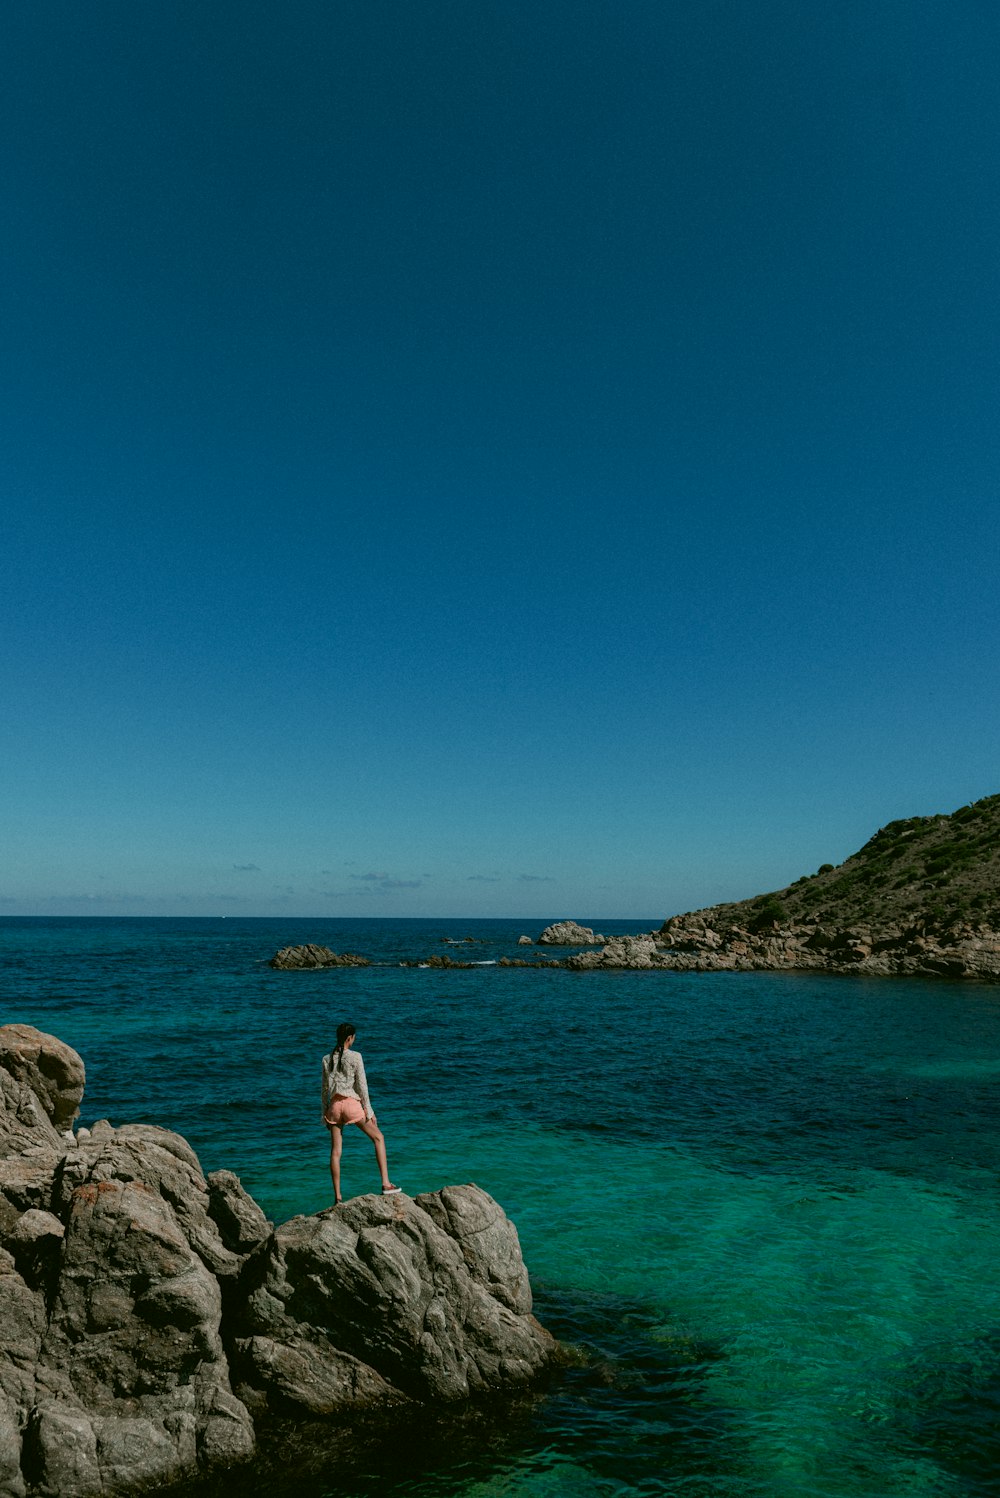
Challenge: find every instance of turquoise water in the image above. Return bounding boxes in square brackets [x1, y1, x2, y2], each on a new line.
[4, 916, 1000, 1497]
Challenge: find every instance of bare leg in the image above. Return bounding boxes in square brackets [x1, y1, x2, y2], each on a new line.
[328, 1124, 344, 1203]
[356, 1118, 396, 1191]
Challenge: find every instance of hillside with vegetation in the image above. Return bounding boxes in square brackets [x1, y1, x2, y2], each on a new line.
[656, 794, 1000, 979]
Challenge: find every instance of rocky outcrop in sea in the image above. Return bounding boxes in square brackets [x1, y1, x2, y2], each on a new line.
[536, 922, 606, 945]
[0, 1025, 556, 1497]
[269, 945, 370, 969]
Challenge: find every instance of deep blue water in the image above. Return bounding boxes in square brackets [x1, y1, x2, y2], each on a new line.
[4, 916, 1000, 1497]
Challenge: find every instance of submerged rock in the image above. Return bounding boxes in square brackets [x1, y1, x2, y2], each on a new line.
[0, 1024, 555, 1498]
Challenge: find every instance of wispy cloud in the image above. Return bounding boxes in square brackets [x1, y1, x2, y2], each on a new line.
[517, 873, 555, 883]
[233, 863, 261, 872]
[174, 894, 254, 906]
[0, 892, 152, 911]
[42, 892, 149, 906]
[350, 871, 421, 891]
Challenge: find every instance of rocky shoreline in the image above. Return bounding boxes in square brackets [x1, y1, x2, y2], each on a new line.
[271, 918, 1000, 981]
[538, 918, 1000, 979]
[0, 1025, 556, 1498]
[653, 913, 1000, 979]
[539, 917, 1000, 980]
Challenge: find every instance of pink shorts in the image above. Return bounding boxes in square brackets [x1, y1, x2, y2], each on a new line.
[325, 1094, 366, 1128]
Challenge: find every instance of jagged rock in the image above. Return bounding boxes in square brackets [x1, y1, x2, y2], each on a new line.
[269, 946, 370, 970]
[207, 1171, 272, 1257]
[230, 1185, 555, 1415]
[566, 935, 663, 970]
[517, 936, 533, 946]
[0, 1025, 85, 1145]
[0, 1027, 258, 1494]
[652, 912, 1000, 979]
[0, 1385, 25, 1497]
[417, 1184, 534, 1314]
[536, 922, 605, 946]
[7, 1210, 64, 1295]
[0, 1025, 556, 1497]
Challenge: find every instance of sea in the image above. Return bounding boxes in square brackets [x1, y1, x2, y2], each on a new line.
[4, 915, 1000, 1498]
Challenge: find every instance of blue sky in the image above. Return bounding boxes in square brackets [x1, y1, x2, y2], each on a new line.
[2, 1, 998, 918]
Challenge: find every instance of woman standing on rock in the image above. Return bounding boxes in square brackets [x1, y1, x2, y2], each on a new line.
[322, 1022, 400, 1203]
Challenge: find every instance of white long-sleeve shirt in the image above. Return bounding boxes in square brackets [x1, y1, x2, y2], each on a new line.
[321, 1048, 374, 1120]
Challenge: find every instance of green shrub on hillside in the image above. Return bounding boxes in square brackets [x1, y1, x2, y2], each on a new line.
[749, 896, 788, 932]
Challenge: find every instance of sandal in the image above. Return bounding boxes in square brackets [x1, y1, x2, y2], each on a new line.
[382, 1184, 401, 1195]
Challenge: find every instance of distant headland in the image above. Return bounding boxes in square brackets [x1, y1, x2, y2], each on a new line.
[649, 792, 1000, 979]
[270, 795, 1000, 981]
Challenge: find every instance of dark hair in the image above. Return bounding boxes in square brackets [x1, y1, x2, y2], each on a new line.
[333, 1022, 356, 1066]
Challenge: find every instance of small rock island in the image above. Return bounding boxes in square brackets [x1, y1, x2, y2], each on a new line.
[0, 1024, 556, 1498]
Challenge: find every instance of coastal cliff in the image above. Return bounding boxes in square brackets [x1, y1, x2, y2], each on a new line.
[650, 793, 1000, 979]
[534, 795, 998, 979]
[0, 1025, 556, 1498]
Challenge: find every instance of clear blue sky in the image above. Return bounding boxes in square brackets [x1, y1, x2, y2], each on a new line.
[2, 1, 998, 918]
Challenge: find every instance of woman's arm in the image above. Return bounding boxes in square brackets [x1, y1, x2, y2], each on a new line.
[354, 1053, 374, 1120]
[321, 1054, 331, 1113]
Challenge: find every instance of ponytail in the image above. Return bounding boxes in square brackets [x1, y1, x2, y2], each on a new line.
[332, 1021, 356, 1068]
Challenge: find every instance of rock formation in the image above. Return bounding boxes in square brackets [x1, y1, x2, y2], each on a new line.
[269, 946, 370, 970]
[399, 954, 477, 969]
[653, 912, 1000, 978]
[536, 922, 605, 946]
[230, 1186, 549, 1414]
[653, 794, 1000, 980]
[0, 1026, 556, 1497]
[565, 935, 662, 970]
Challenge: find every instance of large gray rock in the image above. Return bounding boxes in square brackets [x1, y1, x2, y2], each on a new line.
[536, 921, 605, 946]
[0, 1026, 556, 1497]
[230, 1185, 555, 1415]
[0, 1025, 85, 1144]
[0, 1027, 259, 1497]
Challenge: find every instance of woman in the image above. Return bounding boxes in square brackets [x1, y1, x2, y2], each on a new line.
[321, 1022, 400, 1203]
